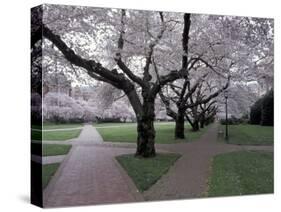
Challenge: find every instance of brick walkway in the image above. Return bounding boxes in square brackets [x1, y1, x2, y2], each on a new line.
[143, 123, 273, 201]
[43, 125, 143, 207]
[43, 123, 273, 207]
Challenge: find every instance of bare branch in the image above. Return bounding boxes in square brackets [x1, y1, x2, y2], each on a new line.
[197, 57, 228, 78]
[159, 69, 188, 85]
[187, 75, 230, 107]
[159, 90, 177, 119]
[114, 92, 127, 101]
[183, 73, 208, 105]
[114, 9, 145, 87]
[182, 13, 191, 70]
[152, 57, 161, 82]
[115, 59, 145, 87]
[143, 12, 166, 82]
[42, 24, 129, 90]
[169, 84, 182, 97]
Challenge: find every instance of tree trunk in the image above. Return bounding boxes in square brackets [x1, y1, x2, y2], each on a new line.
[175, 110, 185, 139]
[135, 97, 156, 157]
[200, 117, 205, 128]
[200, 120, 204, 128]
[192, 120, 200, 131]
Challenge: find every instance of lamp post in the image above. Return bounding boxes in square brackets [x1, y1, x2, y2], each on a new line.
[224, 90, 229, 142]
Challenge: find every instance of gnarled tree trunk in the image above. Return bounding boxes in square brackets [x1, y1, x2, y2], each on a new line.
[175, 109, 185, 139]
[200, 119, 205, 128]
[135, 97, 156, 157]
[200, 115, 205, 128]
[136, 116, 156, 157]
[192, 120, 200, 131]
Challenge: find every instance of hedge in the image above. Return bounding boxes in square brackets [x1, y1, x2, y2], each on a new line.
[249, 89, 273, 126]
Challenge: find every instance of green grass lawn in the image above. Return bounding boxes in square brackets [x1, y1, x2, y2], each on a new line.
[32, 123, 83, 141]
[43, 144, 72, 156]
[95, 122, 210, 144]
[219, 124, 273, 145]
[116, 153, 181, 192]
[208, 151, 273, 197]
[42, 123, 83, 130]
[32, 143, 72, 156]
[42, 129, 82, 141]
[42, 163, 60, 189]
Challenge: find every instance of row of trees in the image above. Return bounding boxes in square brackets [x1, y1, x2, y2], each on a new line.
[31, 5, 273, 157]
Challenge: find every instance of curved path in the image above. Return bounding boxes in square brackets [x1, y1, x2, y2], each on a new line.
[43, 124, 143, 207]
[143, 123, 273, 201]
[42, 123, 273, 207]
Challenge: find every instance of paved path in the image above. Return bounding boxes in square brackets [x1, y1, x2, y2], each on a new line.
[43, 124, 143, 207]
[143, 123, 273, 201]
[73, 124, 103, 145]
[42, 123, 273, 206]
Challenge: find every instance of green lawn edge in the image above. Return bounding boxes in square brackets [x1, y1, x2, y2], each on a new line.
[42, 129, 82, 141]
[43, 144, 72, 156]
[31, 143, 72, 156]
[218, 124, 273, 145]
[207, 150, 273, 197]
[42, 163, 60, 189]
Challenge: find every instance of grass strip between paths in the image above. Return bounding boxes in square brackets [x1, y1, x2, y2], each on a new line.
[116, 153, 181, 192]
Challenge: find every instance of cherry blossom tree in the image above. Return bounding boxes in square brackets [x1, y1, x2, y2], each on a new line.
[43, 92, 97, 123]
[157, 13, 233, 138]
[32, 5, 195, 157]
[159, 14, 273, 138]
[31, 5, 273, 157]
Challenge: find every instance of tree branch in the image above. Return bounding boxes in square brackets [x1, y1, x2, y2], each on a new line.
[182, 73, 208, 105]
[197, 57, 227, 78]
[42, 24, 126, 88]
[159, 69, 188, 85]
[186, 75, 230, 108]
[182, 13, 191, 70]
[159, 90, 177, 119]
[143, 12, 166, 82]
[114, 9, 145, 87]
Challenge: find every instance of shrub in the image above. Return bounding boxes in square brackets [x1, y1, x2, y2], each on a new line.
[220, 115, 240, 125]
[249, 89, 274, 126]
[250, 98, 263, 125]
[261, 89, 274, 126]
[97, 117, 123, 123]
[240, 113, 249, 124]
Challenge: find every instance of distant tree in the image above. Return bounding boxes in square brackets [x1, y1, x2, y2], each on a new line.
[43, 92, 97, 123]
[157, 13, 264, 137]
[199, 100, 218, 128]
